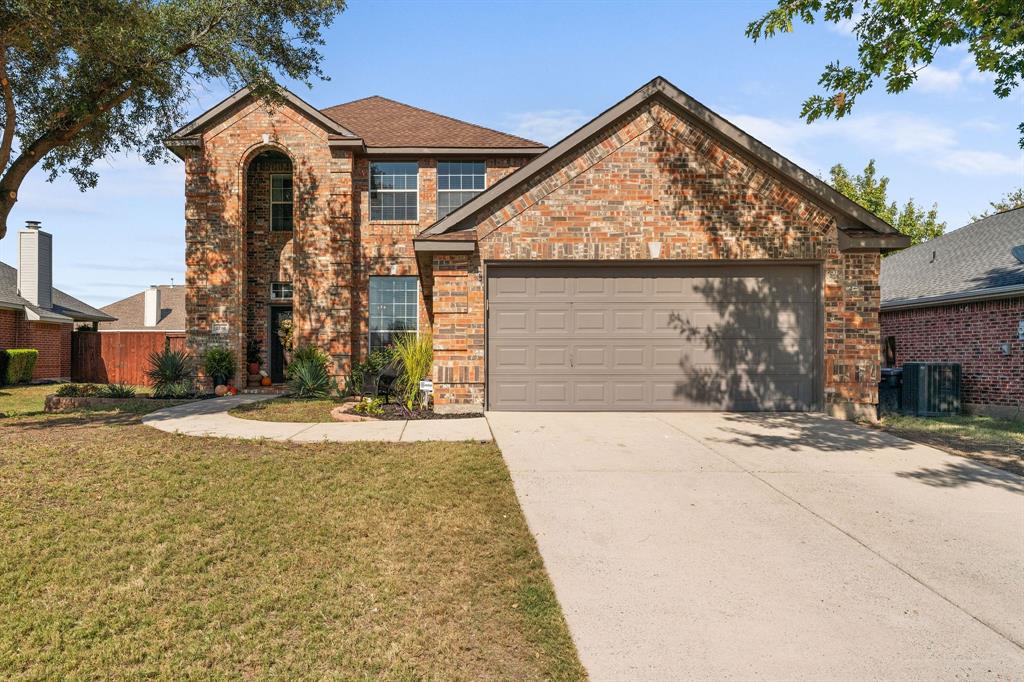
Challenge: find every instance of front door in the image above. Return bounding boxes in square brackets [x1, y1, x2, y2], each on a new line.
[269, 306, 293, 383]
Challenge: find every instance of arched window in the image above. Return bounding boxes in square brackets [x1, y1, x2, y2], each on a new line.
[248, 150, 293, 231]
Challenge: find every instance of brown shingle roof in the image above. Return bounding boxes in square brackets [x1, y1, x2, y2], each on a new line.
[98, 285, 185, 331]
[321, 96, 544, 149]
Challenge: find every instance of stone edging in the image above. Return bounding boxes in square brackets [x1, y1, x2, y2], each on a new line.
[44, 395, 187, 413]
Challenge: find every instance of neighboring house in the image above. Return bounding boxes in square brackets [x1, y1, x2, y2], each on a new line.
[881, 208, 1024, 418]
[164, 76, 907, 418]
[0, 221, 114, 381]
[71, 285, 187, 385]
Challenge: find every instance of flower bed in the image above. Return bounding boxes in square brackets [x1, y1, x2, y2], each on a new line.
[44, 395, 195, 413]
[332, 400, 482, 422]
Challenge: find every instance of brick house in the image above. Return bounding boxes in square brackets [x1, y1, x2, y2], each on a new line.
[165, 76, 907, 418]
[0, 221, 114, 380]
[881, 208, 1024, 418]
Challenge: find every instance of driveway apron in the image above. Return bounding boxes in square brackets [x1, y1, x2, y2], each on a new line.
[486, 411, 1024, 681]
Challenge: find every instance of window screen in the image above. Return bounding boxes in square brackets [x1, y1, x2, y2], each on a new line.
[370, 162, 418, 221]
[437, 161, 485, 218]
[369, 276, 418, 352]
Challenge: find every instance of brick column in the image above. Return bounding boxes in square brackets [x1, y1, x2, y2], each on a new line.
[431, 253, 485, 412]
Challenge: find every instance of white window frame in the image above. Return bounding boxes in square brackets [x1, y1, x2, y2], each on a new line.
[436, 160, 486, 219]
[369, 161, 419, 222]
[368, 276, 420, 354]
[270, 173, 293, 231]
[270, 281, 293, 301]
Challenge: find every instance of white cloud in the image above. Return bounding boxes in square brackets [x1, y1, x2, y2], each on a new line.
[933, 150, 1024, 176]
[505, 109, 589, 145]
[825, 12, 862, 36]
[915, 65, 963, 93]
[728, 110, 1021, 178]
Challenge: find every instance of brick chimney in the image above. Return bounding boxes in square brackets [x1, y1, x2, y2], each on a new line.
[18, 220, 52, 309]
[144, 285, 161, 327]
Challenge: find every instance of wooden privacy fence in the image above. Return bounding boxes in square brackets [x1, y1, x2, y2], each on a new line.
[72, 331, 186, 385]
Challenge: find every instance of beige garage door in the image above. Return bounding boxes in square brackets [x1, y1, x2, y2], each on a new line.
[487, 264, 820, 411]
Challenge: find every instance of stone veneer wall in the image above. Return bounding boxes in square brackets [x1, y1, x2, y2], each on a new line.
[430, 100, 882, 417]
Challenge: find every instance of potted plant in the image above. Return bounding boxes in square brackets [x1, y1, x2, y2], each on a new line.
[203, 346, 237, 394]
[246, 338, 263, 376]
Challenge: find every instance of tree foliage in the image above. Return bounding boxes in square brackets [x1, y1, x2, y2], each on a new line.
[747, 0, 1024, 147]
[0, 0, 346, 238]
[829, 160, 945, 246]
[970, 187, 1024, 221]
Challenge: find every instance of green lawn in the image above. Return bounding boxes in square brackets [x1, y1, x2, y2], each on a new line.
[0, 393, 583, 680]
[880, 413, 1024, 476]
[230, 397, 340, 422]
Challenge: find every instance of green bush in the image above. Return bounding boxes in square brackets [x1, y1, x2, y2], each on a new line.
[287, 355, 336, 399]
[392, 333, 433, 410]
[146, 348, 193, 396]
[55, 383, 101, 397]
[101, 383, 137, 399]
[156, 380, 198, 399]
[203, 346, 237, 386]
[1, 349, 38, 385]
[351, 396, 384, 416]
[287, 345, 330, 378]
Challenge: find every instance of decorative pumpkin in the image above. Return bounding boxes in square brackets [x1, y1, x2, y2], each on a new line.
[260, 376, 272, 387]
[214, 384, 228, 397]
[228, 385, 239, 395]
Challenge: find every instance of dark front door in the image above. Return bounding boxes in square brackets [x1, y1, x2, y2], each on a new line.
[270, 306, 293, 383]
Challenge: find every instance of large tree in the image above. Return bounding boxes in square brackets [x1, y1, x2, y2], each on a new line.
[0, 0, 346, 239]
[970, 187, 1024, 221]
[747, 1, 1024, 148]
[829, 159, 945, 246]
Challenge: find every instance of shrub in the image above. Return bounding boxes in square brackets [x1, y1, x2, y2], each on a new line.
[287, 355, 336, 399]
[1, 349, 38, 385]
[55, 383, 101, 397]
[146, 348, 193, 396]
[287, 345, 330, 377]
[203, 346, 237, 386]
[346, 347, 395, 397]
[156, 380, 198, 399]
[245, 338, 263, 367]
[101, 383, 137, 399]
[351, 396, 384, 416]
[392, 333, 433, 410]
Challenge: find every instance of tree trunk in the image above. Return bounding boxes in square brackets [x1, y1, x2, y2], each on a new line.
[0, 187, 15, 240]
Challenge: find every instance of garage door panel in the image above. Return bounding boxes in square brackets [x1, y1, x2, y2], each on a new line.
[487, 264, 819, 411]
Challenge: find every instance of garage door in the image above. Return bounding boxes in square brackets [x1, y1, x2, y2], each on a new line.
[487, 264, 820, 411]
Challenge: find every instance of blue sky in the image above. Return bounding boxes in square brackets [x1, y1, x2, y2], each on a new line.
[3, 0, 1022, 306]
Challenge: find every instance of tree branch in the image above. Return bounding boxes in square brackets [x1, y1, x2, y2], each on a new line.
[0, 41, 16, 174]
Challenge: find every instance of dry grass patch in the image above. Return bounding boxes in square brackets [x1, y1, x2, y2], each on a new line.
[230, 397, 340, 422]
[879, 414, 1024, 476]
[0, 412, 584, 680]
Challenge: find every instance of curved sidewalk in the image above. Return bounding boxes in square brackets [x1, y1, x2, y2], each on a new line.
[142, 394, 492, 442]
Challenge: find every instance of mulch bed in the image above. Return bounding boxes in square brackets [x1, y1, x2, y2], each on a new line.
[345, 402, 481, 421]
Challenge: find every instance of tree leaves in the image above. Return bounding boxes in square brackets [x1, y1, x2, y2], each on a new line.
[0, 0, 347, 237]
[748, 0, 1024, 148]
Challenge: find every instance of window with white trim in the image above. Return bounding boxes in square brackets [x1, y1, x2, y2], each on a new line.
[369, 276, 418, 352]
[437, 161, 485, 218]
[270, 174, 293, 230]
[370, 162, 418, 221]
[270, 281, 293, 301]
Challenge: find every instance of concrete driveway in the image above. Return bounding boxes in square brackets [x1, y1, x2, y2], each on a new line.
[486, 411, 1024, 681]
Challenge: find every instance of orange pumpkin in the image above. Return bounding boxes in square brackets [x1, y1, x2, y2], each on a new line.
[214, 385, 228, 397]
[260, 376, 272, 387]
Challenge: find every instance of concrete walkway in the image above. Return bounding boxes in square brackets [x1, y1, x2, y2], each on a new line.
[487, 411, 1024, 681]
[142, 394, 492, 442]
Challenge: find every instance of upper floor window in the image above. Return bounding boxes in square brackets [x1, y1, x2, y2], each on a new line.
[437, 161, 485, 218]
[270, 281, 293, 301]
[270, 174, 293, 231]
[370, 162, 418, 221]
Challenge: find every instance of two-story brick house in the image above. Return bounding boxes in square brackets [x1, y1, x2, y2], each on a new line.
[166, 77, 907, 418]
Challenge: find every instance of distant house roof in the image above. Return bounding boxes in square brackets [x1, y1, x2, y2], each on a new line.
[98, 285, 185, 331]
[0, 261, 114, 323]
[881, 208, 1024, 310]
[320, 96, 545, 151]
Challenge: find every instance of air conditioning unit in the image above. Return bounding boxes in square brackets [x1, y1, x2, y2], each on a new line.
[901, 362, 961, 417]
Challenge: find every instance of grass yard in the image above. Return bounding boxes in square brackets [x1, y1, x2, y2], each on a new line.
[0, 383, 54, 416]
[0, 394, 583, 680]
[230, 396, 339, 422]
[879, 413, 1024, 476]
